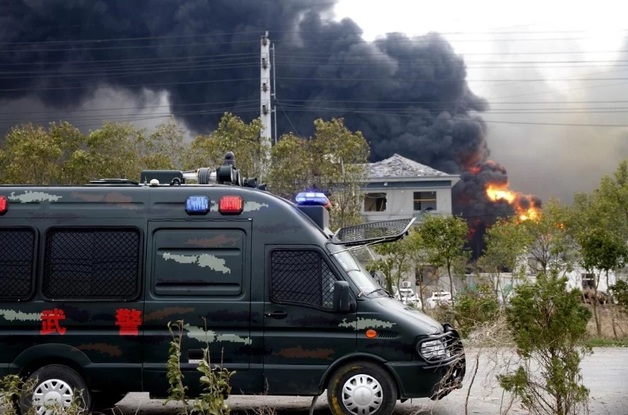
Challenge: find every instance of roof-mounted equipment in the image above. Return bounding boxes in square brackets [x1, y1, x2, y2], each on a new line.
[139, 152, 265, 189]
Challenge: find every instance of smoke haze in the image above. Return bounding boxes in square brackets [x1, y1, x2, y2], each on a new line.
[8, 0, 622, 252]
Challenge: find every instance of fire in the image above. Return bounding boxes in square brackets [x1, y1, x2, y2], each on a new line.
[486, 184, 516, 204]
[485, 183, 541, 222]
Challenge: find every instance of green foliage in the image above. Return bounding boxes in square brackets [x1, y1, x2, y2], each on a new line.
[0, 374, 29, 415]
[183, 113, 263, 180]
[166, 320, 189, 409]
[165, 320, 233, 415]
[267, 118, 369, 230]
[0, 122, 82, 184]
[136, 118, 187, 170]
[267, 133, 312, 199]
[371, 239, 412, 294]
[192, 349, 233, 415]
[519, 199, 576, 276]
[498, 273, 592, 415]
[309, 118, 369, 229]
[419, 215, 469, 301]
[453, 283, 500, 337]
[583, 336, 628, 347]
[480, 216, 531, 275]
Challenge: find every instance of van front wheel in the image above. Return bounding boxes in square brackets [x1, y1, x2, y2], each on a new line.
[327, 361, 396, 415]
[19, 364, 91, 415]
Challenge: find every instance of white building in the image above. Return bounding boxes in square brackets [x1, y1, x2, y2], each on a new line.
[361, 154, 459, 223]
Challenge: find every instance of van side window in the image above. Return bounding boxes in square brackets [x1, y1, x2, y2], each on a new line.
[0, 228, 36, 300]
[270, 250, 337, 310]
[43, 228, 140, 300]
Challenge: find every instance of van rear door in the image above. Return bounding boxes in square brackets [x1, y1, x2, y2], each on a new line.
[142, 221, 254, 396]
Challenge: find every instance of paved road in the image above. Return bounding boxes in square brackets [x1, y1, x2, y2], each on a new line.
[107, 348, 627, 415]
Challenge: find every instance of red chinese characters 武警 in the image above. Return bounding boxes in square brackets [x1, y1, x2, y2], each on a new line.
[115, 308, 142, 335]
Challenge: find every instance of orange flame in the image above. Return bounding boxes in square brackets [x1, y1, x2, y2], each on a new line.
[485, 183, 541, 222]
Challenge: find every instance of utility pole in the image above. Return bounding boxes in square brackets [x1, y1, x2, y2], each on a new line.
[260, 32, 272, 169]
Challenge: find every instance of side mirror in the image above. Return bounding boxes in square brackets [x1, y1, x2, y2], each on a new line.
[333, 281, 356, 313]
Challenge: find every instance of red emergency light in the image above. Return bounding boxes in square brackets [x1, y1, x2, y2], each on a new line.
[219, 196, 243, 215]
[0, 195, 7, 215]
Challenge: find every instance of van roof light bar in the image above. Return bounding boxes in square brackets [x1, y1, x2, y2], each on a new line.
[331, 217, 416, 247]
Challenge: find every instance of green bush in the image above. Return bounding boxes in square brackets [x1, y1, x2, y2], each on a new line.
[453, 284, 500, 337]
[499, 273, 592, 415]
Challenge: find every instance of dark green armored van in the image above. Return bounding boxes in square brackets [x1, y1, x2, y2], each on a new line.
[0, 156, 465, 415]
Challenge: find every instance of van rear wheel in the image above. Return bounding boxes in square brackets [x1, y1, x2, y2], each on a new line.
[19, 364, 91, 415]
[327, 361, 396, 415]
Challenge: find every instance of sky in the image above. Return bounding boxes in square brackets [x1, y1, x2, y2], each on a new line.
[334, 0, 628, 203]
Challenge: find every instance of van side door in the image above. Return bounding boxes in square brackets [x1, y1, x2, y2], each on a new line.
[142, 221, 254, 396]
[262, 246, 357, 395]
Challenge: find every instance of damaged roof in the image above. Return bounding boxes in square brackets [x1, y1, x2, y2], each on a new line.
[365, 154, 452, 179]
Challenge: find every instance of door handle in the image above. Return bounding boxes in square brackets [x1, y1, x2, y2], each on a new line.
[264, 310, 288, 319]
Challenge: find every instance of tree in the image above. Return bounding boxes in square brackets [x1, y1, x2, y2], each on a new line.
[371, 238, 413, 296]
[267, 118, 369, 230]
[309, 118, 369, 229]
[0, 122, 84, 184]
[404, 228, 431, 311]
[418, 214, 469, 303]
[479, 216, 532, 304]
[183, 113, 264, 181]
[136, 118, 187, 171]
[567, 162, 628, 336]
[80, 122, 141, 181]
[499, 273, 592, 415]
[519, 198, 577, 277]
[267, 133, 312, 199]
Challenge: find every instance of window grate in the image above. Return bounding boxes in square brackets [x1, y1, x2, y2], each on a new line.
[43, 228, 140, 300]
[271, 250, 335, 310]
[0, 229, 35, 300]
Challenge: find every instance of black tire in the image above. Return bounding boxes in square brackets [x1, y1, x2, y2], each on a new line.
[327, 361, 397, 415]
[19, 364, 91, 415]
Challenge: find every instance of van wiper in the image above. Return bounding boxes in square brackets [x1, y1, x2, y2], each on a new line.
[359, 287, 390, 298]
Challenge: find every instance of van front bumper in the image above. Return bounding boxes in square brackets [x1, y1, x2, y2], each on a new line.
[390, 324, 466, 399]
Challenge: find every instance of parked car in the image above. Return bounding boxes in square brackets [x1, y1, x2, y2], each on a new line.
[394, 288, 422, 308]
[427, 290, 453, 308]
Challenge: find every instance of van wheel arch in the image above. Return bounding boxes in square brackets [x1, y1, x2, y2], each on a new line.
[326, 360, 398, 415]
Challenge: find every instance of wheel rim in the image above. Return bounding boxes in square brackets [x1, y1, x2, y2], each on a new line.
[341, 374, 384, 415]
[32, 379, 74, 415]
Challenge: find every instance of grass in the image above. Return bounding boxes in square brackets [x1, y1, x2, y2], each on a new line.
[583, 337, 628, 347]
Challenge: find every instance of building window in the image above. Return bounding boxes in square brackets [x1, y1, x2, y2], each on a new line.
[413, 191, 436, 211]
[364, 192, 387, 212]
[581, 273, 595, 289]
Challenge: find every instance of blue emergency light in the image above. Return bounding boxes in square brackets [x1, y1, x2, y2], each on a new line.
[295, 192, 330, 208]
[185, 195, 210, 214]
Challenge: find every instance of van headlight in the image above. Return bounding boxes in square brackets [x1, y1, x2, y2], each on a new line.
[418, 339, 447, 360]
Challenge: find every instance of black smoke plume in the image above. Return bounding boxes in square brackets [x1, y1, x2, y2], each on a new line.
[0, 0, 533, 255]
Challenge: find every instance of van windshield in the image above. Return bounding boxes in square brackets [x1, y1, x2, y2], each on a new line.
[328, 245, 381, 295]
